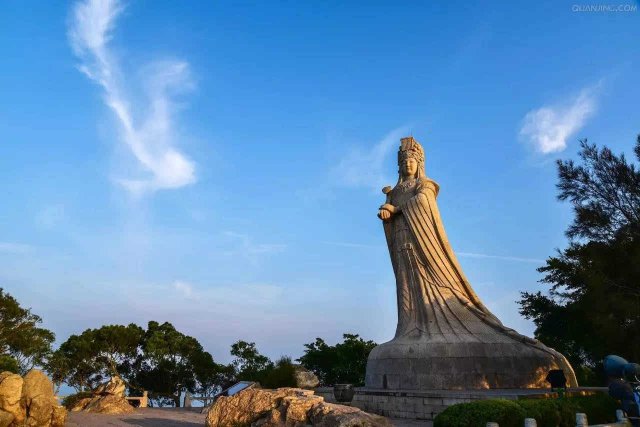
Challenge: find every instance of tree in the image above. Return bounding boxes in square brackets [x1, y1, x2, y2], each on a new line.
[0, 288, 54, 374]
[48, 323, 144, 392]
[134, 321, 219, 407]
[297, 333, 377, 386]
[519, 136, 640, 385]
[230, 340, 273, 382]
[226, 341, 298, 388]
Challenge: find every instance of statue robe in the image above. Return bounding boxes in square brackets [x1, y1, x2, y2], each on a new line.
[366, 177, 578, 390]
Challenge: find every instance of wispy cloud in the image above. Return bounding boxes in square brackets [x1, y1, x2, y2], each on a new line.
[330, 126, 409, 192]
[172, 280, 194, 298]
[457, 251, 543, 264]
[519, 84, 600, 154]
[0, 242, 33, 254]
[322, 241, 542, 263]
[35, 204, 65, 229]
[222, 231, 286, 256]
[322, 241, 380, 249]
[68, 0, 196, 195]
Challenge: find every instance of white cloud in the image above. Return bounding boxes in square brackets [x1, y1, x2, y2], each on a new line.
[222, 231, 286, 256]
[519, 85, 600, 154]
[331, 126, 409, 192]
[69, 0, 196, 195]
[35, 204, 65, 229]
[173, 280, 194, 298]
[0, 242, 33, 254]
[457, 251, 543, 264]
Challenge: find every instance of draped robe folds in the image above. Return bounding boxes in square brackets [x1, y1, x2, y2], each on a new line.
[365, 177, 578, 390]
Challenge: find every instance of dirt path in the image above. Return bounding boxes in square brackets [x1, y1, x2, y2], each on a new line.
[66, 408, 206, 426]
[66, 408, 432, 427]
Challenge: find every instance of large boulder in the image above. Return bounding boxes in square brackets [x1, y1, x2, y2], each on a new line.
[20, 369, 66, 427]
[205, 387, 390, 427]
[93, 375, 126, 398]
[0, 372, 24, 426]
[310, 402, 391, 427]
[293, 365, 320, 389]
[70, 376, 134, 415]
[83, 394, 134, 414]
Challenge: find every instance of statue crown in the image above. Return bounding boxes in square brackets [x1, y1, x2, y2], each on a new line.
[398, 136, 424, 163]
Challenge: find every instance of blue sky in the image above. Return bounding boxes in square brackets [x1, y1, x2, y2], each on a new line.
[1, 0, 639, 364]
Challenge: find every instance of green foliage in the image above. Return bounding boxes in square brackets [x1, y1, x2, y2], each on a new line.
[261, 357, 297, 389]
[61, 391, 93, 410]
[434, 395, 619, 427]
[50, 320, 223, 407]
[47, 323, 144, 392]
[434, 399, 526, 427]
[0, 288, 55, 374]
[230, 340, 273, 382]
[519, 136, 640, 382]
[0, 354, 19, 373]
[297, 333, 376, 386]
[134, 321, 219, 407]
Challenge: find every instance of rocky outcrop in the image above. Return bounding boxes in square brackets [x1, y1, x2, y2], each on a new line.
[205, 387, 391, 427]
[293, 365, 320, 389]
[0, 369, 66, 427]
[69, 376, 134, 415]
[0, 372, 23, 426]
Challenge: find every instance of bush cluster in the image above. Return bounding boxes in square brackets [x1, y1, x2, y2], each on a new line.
[434, 394, 619, 427]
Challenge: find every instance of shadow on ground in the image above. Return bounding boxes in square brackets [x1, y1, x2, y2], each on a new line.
[121, 418, 203, 427]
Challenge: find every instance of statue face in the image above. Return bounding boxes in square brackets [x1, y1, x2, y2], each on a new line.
[401, 157, 418, 177]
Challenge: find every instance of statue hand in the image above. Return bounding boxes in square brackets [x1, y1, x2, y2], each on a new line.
[380, 204, 397, 214]
[378, 209, 392, 220]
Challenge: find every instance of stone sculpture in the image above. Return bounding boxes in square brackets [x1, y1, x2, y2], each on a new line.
[366, 136, 578, 390]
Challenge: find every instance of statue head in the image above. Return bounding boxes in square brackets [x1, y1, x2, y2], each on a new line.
[397, 137, 425, 181]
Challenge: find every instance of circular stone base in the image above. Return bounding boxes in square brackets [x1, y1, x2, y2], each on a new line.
[365, 334, 570, 390]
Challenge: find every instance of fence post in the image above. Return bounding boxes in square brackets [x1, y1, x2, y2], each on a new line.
[141, 391, 148, 408]
[576, 412, 588, 427]
[184, 391, 192, 408]
[525, 418, 537, 427]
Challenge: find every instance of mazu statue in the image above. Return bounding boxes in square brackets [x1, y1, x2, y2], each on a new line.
[366, 136, 578, 390]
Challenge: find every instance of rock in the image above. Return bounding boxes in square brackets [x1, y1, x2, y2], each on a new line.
[51, 405, 67, 427]
[206, 387, 390, 427]
[0, 372, 23, 425]
[69, 397, 92, 412]
[281, 394, 324, 426]
[293, 365, 320, 389]
[94, 375, 126, 397]
[0, 410, 14, 427]
[21, 369, 55, 426]
[84, 394, 134, 415]
[310, 402, 392, 427]
[206, 388, 304, 427]
[71, 376, 135, 415]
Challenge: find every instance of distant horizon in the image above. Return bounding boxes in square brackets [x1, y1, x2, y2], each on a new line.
[1, 0, 639, 366]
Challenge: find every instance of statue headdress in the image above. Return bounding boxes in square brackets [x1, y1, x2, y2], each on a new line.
[397, 137, 426, 182]
[398, 137, 425, 164]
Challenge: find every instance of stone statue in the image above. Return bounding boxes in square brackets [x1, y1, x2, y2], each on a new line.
[366, 136, 578, 390]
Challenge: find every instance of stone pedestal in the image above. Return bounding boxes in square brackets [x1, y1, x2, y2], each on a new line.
[351, 387, 607, 421]
[365, 335, 570, 390]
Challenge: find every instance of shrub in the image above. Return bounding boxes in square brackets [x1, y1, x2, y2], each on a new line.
[261, 357, 297, 389]
[61, 391, 93, 410]
[518, 399, 562, 427]
[434, 399, 526, 427]
[435, 394, 620, 427]
[0, 355, 19, 374]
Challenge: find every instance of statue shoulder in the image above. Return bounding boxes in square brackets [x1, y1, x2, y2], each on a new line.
[416, 177, 440, 196]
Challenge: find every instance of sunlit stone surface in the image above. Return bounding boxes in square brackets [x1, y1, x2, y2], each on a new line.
[367, 137, 577, 390]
